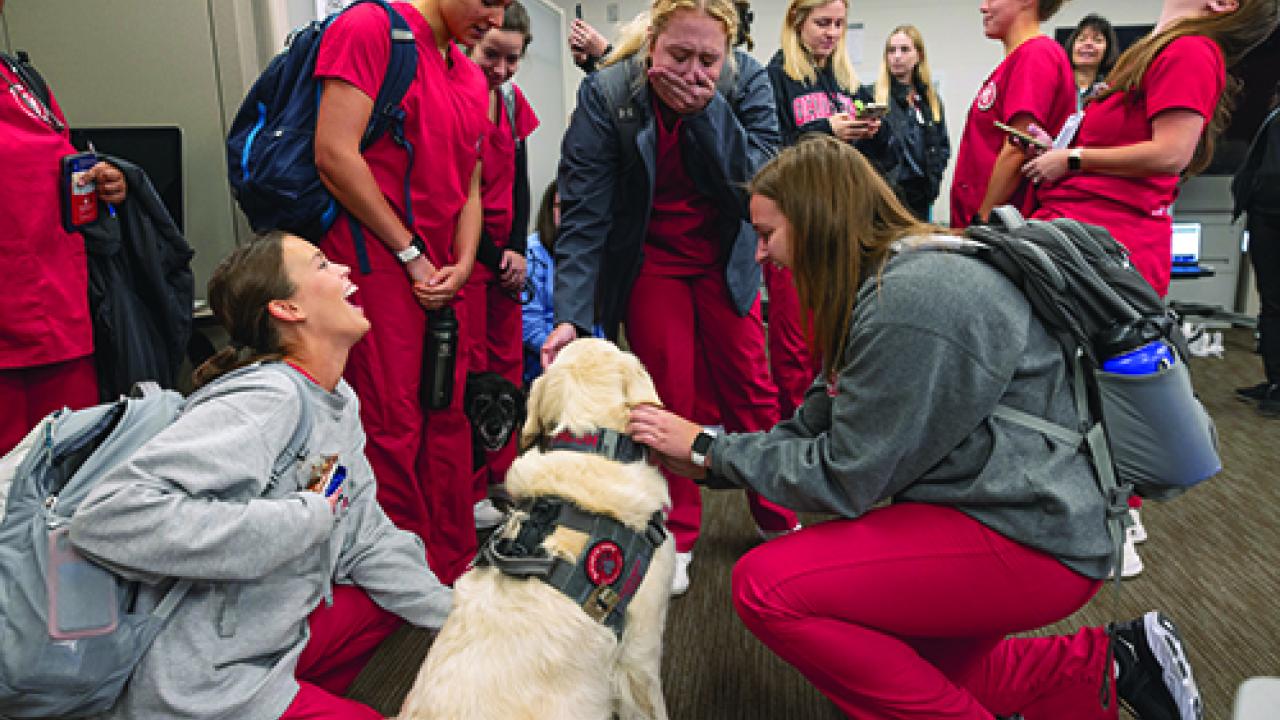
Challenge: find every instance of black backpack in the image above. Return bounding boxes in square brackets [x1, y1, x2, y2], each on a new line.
[225, 0, 417, 273]
[965, 207, 1221, 574]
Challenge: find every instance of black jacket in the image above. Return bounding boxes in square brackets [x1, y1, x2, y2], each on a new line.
[554, 50, 778, 338]
[1233, 105, 1280, 219]
[765, 50, 895, 175]
[80, 157, 194, 400]
[884, 79, 950, 215]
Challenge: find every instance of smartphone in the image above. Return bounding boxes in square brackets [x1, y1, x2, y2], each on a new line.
[858, 103, 889, 120]
[575, 3, 582, 19]
[993, 120, 1050, 150]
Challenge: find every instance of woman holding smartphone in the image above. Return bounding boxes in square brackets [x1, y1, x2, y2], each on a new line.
[764, 0, 895, 418]
[950, 0, 1075, 227]
[1023, 0, 1279, 298]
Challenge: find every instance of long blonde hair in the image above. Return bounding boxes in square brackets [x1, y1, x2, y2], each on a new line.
[873, 25, 941, 123]
[1097, 0, 1279, 176]
[602, 0, 738, 68]
[780, 0, 857, 91]
[749, 136, 946, 374]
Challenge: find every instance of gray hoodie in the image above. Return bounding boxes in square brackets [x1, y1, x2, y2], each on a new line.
[710, 245, 1113, 580]
[70, 365, 453, 720]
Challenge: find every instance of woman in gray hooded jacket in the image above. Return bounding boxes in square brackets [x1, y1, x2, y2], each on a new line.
[630, 136, 1201, 720]
[69, 232, 453, 720]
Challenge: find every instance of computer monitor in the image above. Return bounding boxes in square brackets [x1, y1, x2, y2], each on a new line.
[69, 126, 183, 233]
[1171, 223, 1202, 265]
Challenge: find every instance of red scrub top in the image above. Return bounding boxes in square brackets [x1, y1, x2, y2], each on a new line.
[951, 35, 1075, 226]
[1036, 36, 1224, 296]
[0, 61, 94, 369]
[644, 105, 720, 275]
[479, 83, 539, 246]
[315, 1, 490, 270]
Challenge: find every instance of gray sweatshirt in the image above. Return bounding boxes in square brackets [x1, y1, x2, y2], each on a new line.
[710, 245, 1113, 579]
[70, 365, 453, 720]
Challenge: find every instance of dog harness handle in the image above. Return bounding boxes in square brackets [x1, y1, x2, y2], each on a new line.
[475, 496, 666, 638]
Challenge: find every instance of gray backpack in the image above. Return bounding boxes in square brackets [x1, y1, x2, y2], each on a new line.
[0, 363, 312, 718]
[964, 207, 1221, 576]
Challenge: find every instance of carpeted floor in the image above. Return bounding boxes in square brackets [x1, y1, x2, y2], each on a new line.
[348, 327, 1279, 719]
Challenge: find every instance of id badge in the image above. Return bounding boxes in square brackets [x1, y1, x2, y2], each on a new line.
[61, 151, 99, 231]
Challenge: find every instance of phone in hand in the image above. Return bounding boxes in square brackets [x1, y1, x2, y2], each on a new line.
[575, 3, 582, 19]
[993, 120, 1050, 150]
[858, 102, 889, 120]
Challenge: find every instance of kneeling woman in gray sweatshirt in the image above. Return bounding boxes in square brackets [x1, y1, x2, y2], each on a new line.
[69, 232, 453, 720]
[629, 136, 1200, 720]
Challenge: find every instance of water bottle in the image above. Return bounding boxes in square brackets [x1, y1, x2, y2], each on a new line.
[423, 307, 458, 410]
[1100, 340, 1175, 375]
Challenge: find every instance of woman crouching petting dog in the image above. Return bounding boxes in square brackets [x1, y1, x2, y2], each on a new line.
[629, 136, 1201, 720]
[68, 232, 452, 720]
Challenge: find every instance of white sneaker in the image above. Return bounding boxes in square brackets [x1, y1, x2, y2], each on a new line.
[1114, 537, 1144, 579]
[757, 522, 803, 542]
[671, 551, 692, 596]
[1127, 508, 1147, 544]
[473, 498, 505, 529]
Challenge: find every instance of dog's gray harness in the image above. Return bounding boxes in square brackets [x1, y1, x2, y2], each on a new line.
[475, 430, 665, 638]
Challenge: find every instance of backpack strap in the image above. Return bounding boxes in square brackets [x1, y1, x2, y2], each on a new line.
[992, 353, 1131, 589]
[343, 0, 420, 274]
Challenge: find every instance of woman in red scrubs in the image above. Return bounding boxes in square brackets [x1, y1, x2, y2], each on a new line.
[0, 33, 126, 454]
[1023, 0, 1279, 298]
[313, 0, 506, 585]
[949, 0, 1074, 227]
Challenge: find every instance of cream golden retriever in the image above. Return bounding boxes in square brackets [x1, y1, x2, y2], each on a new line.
[399, 339, 675, 720]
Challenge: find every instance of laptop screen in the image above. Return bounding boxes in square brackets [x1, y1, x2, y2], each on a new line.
[1171, 223, 1201, 265]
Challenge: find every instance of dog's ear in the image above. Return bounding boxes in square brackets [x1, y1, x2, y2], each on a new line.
[519, 373, 549, 451]
[622, 351, 662, 408]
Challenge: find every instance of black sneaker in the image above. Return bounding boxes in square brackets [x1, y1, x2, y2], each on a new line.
[1235, 382, 1274, 402]
[1110, 612, 1203, 720]
[1260, 392, 1280, 418]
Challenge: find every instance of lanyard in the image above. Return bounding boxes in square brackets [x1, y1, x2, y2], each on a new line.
[1, 53, 64, 133]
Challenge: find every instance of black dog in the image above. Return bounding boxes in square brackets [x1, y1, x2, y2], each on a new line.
[463, 372, 526, 473]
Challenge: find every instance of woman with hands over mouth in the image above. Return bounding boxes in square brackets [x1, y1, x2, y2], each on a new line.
[543, 0, 799, 595]
[630, 135, 1204, 720]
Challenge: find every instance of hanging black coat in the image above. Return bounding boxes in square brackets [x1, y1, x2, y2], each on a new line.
[79, 156, 194, 400]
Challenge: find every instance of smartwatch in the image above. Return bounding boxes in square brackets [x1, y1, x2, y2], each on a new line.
[396, 235, 428, 264]
[1068, 148, 1084, 172]
[689, 428, 718, 467]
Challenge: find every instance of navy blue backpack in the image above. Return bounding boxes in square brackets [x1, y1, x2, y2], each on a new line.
[226, 0, 417, 272]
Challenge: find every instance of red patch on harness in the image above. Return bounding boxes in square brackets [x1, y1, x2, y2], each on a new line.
[585, 541, 624, 586]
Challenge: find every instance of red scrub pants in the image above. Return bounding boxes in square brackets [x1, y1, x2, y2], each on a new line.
[280, 585, 402, 719]
[625, 268, 799, 552]
[763, 263, 820, 418]
[461, 264, 523, 498]
[323, 238, 476, 586]
[733, 503, 1114, 720]
[0, 355, 98, 455]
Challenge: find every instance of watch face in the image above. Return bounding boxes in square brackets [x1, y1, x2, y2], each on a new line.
[692, 431, 715, 455]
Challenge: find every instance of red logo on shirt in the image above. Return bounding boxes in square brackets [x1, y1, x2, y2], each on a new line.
[976, 81, 998, 112]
